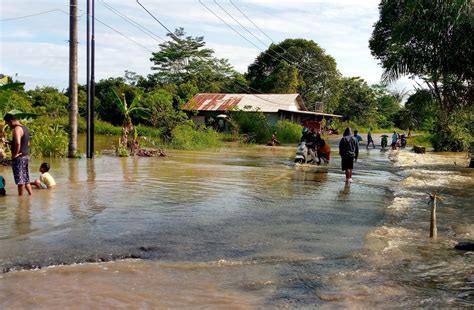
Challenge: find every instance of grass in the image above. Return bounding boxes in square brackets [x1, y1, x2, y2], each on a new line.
[170, 124, 223, 150]
[407, 132, 433, 148]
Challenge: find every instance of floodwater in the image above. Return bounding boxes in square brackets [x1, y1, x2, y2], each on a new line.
[0, 139, 472, 308]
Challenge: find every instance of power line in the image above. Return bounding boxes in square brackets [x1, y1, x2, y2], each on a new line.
[99, 0, 165, 43]
[136, 0, 179, 41]
[134, 0, 292, 108]
[211, 1, 322, 77]
[0, 8, 85, 22]
[229, 0, 274, 43]
[94, 17, 154, 53]
[228, 0, 321, 73]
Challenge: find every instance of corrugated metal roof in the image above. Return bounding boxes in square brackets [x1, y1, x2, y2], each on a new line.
[183, 93, 305, 113]
[278, 109, 343, 118]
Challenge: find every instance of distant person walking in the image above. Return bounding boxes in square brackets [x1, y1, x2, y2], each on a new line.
[367, 128, 375, 149]
[339, 128, 359, 183]
[353, 130, 363, 144]
[391, 131, 398, 150]
[3, 113, 32, 196]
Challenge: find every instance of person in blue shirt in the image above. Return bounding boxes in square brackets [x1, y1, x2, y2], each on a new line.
[0, 175, 6, 196]
[353, 130, 363, 144]
[391, 131, 398, 150]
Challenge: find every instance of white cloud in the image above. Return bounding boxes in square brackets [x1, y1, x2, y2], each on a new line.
[1, 0, 390, 89]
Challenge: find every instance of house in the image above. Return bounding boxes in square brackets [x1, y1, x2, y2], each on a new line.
[183, 93, 341, 131]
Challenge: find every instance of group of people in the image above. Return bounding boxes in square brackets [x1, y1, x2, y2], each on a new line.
[0, 113, 56, 196]
[300, 127, 331, 165]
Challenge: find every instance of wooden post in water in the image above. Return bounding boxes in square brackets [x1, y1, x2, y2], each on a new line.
[430, 193, 437, 239]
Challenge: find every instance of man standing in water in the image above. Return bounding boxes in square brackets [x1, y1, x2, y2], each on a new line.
[3, 113, 32, 196]
[367, 128, 375, 149]
[339, 128, 359, 183]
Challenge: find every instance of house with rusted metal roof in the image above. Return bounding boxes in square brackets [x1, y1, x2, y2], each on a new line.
[183, 93, 341, 130]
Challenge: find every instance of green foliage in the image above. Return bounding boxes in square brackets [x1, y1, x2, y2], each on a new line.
[31, 124, 68, 158]
[150, 28, 242, 93]
[229, 107, 271, 144]
[370, 0, 473, 150]
[273, 120, 302, 144]
[94, 77, 136, 125]
[407, 133, 432, 148]
[28, 86, 68, 117]
[430, 109, 473, 152]
[246, 38, 341, 112]
[139, 88, 187, 139]
[335, 77, 377, 125]
[399, 89, 438, 132]
[115, 143, 129, 157]
[171, 124, 222, 150]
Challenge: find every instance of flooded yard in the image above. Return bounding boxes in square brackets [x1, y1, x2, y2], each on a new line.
[0, 142, 472, 308]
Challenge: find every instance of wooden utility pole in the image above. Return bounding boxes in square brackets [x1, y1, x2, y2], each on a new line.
[68, 0, 78, 157]
[86, 0, 95, 159]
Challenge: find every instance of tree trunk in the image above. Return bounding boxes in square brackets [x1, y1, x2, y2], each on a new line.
[68, 0, 78, 157]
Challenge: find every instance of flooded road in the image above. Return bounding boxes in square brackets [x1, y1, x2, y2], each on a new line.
[0, 142, 472, 308]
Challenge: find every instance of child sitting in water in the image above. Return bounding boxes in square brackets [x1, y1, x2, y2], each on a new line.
[31, 162, 56, 189]
[0, 175, 6, 196]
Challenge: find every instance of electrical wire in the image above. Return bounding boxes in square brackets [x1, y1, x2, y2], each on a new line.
[0, 8, 85, 22]
[135, 0, 297, 109]
[99, 0, 165, 43]
[94, 17, 154, 52]
[213, 0, 322, 77]
[228, 0, 324, 75]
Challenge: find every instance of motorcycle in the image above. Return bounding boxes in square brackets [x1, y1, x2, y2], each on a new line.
[400, 134, 407, 148]
[295, 142, 316, 164]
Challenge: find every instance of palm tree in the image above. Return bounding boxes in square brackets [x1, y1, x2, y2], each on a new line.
[111, 89, 149, 149]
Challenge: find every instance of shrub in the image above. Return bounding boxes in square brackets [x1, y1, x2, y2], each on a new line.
[229, 107, 271, 144]
[273, 120, 302, 144]
[171, 124, 222, 150]
[31, 124, 68, 157]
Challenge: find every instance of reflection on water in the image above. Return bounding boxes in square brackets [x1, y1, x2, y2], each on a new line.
[0, 144, 472, 308]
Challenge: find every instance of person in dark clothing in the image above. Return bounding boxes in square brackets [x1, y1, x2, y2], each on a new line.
[301, 127, 311, 143]
[3, 113, 32, 196]
[339, 127, 359, 183]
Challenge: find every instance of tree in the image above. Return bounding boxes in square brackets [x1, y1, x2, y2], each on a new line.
[111, 89, 148, 150]
[150, 28, 240, 92]
[28, 87, 68, 117]
[372, 84, 401, 127]
[246, 39, 341, 112]
[400, 89, 437, 133]
[335, 77, 377, 124]
[139, 89, 188, 140]
[95, 77, 139, 125]
[369, 0, 474, 150]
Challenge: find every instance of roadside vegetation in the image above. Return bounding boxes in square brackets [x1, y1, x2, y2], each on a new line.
[1, 3, 472, 157]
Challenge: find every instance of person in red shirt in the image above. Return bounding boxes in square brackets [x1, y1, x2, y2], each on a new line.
[317, 139, 331, 164]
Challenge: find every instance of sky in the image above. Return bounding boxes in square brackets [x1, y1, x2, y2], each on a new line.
[0, 0, 412, 91]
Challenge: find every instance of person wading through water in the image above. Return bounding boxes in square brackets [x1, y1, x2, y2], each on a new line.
[3, 113, 32, 196]
[339, 127, 359, 183]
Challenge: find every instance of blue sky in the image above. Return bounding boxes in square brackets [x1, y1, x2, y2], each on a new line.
[0, 0, 410, 91]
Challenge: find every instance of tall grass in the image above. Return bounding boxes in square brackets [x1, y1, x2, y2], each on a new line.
[273, 120, 302, 144]
[171, 124, 222, 150]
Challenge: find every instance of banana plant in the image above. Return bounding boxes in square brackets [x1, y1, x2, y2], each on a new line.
[111, 89, 149, 149]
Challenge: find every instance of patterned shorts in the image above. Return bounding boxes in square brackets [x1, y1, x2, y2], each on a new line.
[12, 156, 30, 185]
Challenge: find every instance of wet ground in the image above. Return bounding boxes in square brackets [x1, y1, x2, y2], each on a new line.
[0, 140, 472, 308]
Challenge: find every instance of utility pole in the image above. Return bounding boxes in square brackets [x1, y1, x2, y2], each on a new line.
[68, 0, 78, 157]
[86, 0, 95, 158]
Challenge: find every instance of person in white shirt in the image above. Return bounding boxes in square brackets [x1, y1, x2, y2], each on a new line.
[31, 162, 56, 189]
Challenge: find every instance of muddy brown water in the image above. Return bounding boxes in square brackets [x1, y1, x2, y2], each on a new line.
[0, 137, 472, 308]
